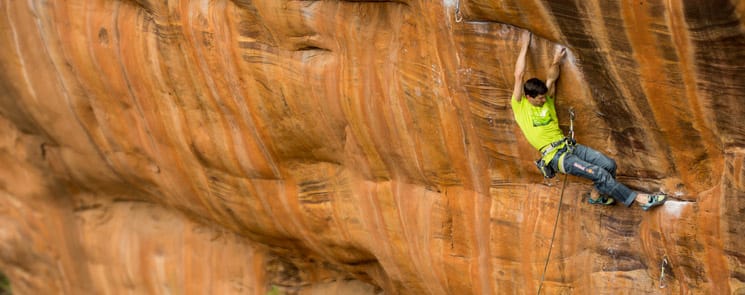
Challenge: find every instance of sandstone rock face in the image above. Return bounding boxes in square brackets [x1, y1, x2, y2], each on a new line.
[1, 0, 745, 294]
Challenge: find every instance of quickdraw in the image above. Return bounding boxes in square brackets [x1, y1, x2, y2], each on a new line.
[659, 255, 669, 288]
[455, 0, 463, 23]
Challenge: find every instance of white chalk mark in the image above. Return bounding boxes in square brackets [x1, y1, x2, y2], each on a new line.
[663, 200, 689, 218]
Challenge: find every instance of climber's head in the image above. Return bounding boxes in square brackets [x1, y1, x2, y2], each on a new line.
[524, 78, 548, 107]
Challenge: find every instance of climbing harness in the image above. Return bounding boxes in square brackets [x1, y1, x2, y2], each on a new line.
[535, 159, 556, 179]
[535, 108, 576, 179]
[537, 108, 575, 295]
[540, 139, 567, 158]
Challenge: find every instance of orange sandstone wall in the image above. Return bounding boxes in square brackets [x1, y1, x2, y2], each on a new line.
[1, 0, 744, 294]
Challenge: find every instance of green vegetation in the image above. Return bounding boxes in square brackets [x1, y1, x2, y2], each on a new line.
[0, 271, 10, 295]
[266, 285, 281, 295]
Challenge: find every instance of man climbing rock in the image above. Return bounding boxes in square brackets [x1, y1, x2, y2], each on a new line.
[510, 31, 666, 211]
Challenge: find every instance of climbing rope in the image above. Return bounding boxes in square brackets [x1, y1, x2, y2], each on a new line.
[537, 108, 575, 295]
[537, 172, 568, 295]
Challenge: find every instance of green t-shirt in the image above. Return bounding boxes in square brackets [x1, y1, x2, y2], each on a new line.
[511, 95, 565, 162]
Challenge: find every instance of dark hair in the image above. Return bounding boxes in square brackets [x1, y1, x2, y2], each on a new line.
[524, 78, 548, 98]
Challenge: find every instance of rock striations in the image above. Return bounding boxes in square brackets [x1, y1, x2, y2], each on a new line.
[1, 0, 744, 294]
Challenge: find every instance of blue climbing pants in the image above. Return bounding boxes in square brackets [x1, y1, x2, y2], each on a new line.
[549, 144, 637, 206]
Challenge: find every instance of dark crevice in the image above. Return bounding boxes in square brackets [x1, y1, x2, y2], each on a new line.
[298, 195, 331, 204]
[122, 0, 156, 15]
[40, 143, 47, 159]
[73, 203, 104, 212]
[295, 45, 331, 52]
[112, 197, 152, 203]
[291, 0, 410, 6]
[344, 258, 379, 266]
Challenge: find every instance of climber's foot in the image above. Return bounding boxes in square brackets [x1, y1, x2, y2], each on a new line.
[587, 190, 615, 206]
[641, 193, 667, 211]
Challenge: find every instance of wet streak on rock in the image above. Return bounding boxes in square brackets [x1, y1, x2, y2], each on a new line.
[0, 64, 42, 136]
[232, 1, 276, 46]
[600, 214, 638, 237]
[453, 22, 524, 180]
[722, 152, 745, 291]
[299, 179, 333, 204]
[546, 1, 666, 162]
[683, 0, 745, 145]
[596, 249, 646, 272]
[544, 1, 637, 130]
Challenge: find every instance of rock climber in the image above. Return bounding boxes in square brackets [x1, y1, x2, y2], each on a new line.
[509, 31, 667, 211]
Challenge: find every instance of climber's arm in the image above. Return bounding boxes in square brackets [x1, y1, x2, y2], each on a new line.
[512, 31, 531, 102]
[545, 47, 566, 98]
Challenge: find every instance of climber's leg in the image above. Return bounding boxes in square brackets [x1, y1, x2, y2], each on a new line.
[559, 153, 637, 207]
[570, 144, 617, 178]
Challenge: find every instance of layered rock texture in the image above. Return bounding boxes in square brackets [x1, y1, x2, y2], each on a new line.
[2, 0, 745, 294]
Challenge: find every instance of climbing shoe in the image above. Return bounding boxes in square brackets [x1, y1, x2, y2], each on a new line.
[588, 193, 615, 206]
[641, 193, 667, 211]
